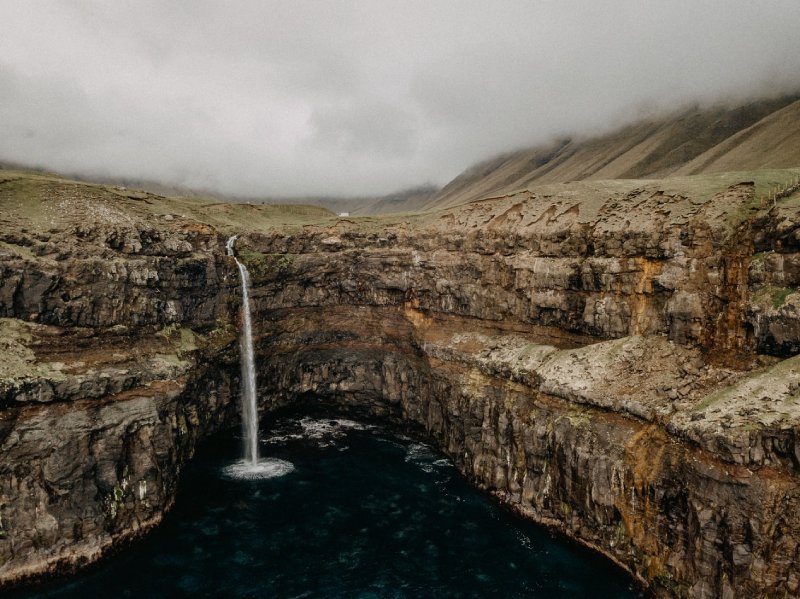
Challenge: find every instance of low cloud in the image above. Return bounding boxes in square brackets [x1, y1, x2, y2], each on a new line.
[1, 0, 799, 197]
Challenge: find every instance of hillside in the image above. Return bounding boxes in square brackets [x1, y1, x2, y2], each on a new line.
[423, 93, 800, 211]
[259, 184, 439, 217]
[13, 166, 439, 218]
[9, 94, 799, 217]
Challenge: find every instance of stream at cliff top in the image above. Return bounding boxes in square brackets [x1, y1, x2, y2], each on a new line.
[18, 417, 643, 598]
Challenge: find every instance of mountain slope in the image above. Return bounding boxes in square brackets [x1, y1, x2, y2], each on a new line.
[425, 94, 800, 210]
[675, 99, 800, 175]
[5, 94, 799, 216]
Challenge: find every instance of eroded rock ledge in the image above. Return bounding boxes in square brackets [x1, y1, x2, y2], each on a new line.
[255, 306, 800, 599]
[2, 173, 800, 597]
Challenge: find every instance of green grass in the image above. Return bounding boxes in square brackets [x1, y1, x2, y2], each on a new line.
[0, 168, 337, 236]
[237, 249, 294, 279]
[771, 287, 793, 308]
[753, 285, 795, 309]
[189, 200, 334, 233]
[0, 239, 36, 260]
[3, 165, 800, 242]
[692, 388, 731, 412]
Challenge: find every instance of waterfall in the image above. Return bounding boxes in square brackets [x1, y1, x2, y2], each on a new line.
[226, 235, 260, 465]
[224, 235, 294, 480]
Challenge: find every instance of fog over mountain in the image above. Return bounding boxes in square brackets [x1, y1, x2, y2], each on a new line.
[1, 0, 799, 197]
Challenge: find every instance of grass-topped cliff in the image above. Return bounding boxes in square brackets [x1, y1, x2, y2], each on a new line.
[0, 169, 334, 242]
[2, 97, 800, 597]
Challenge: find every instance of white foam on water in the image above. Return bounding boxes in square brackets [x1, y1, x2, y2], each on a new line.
[300, 417, 373, 437]
[222, 458, 295, 480]
[516, 530, 533, 549]
[405, 442, 436, 462]
[263, 434, 295, 444]
[406, 442, 454, 475]
[265, 417, 375, 447]
[405, 442, 437, 472]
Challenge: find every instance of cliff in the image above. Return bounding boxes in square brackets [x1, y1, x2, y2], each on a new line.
[2, 167, 800, 597]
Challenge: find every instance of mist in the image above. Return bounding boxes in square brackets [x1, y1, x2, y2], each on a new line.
[1, 0, 799, 197]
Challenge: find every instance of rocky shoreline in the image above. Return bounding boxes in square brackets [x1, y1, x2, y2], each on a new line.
[2, 171, 800, 597]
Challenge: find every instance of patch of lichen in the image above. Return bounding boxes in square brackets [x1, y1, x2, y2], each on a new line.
[157, 324, 202, 357]
[752, 285, 796, 309]
[102, 465, 131, 524]
[560, 408, 591, 427]
[157, 318, 237, 357]
[652, 571, 690, 598]
[204, 317, 237, 353]
[0, 318, 65, 384]
[237, 249, 294, 280]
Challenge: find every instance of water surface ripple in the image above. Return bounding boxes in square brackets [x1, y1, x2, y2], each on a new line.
[18, 417, 643, 598]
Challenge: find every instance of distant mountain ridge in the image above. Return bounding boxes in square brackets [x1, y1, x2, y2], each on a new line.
[422, 93, 800, 211]
[5, 92, 800, 215]
[258, 184, 439, 216]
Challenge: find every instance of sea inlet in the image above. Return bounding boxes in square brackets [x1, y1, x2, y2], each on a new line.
[15, 414, 643, 598]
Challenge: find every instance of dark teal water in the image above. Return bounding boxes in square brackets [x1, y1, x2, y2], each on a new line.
[18, 417, 643, 598]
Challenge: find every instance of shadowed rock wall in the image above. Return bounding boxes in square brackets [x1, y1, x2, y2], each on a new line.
[3, 180, 800, 597]
[252, 306, 800, 599]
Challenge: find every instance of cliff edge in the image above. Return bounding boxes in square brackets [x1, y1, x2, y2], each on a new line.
[2, 167, 800, 597]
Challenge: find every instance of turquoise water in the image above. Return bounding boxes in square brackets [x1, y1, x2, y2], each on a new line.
[18, 416, 643, 598]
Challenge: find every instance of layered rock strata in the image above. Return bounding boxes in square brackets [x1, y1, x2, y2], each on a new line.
[2, 172, 800, 597]
[255, 307, 800, 598]
[0, 321, 240, 585]
[0, 177, 242, 585]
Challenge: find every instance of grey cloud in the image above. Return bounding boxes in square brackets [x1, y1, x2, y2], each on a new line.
[1, 1, 799, 197]
[306, 99, 417, 157]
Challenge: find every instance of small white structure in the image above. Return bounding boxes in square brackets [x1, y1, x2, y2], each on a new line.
[338, 212, 350, 217]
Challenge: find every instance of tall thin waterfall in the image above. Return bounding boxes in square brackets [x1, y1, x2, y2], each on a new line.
[224, 235, 294, 480]
[226, 235, 259, 465]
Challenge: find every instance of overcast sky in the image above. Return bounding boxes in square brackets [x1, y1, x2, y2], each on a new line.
[1, 1, 799, 197]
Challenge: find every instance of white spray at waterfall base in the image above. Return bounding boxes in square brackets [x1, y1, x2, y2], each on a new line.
[223, 235, 294, 480]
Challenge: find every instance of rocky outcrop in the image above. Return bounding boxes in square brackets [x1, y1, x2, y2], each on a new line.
[243, 179, 764, 358]
[2, 170, 800, 597]
[0, 175, 244, 585]
[251, 306, 800, 599]
[0, 325, 240, 585]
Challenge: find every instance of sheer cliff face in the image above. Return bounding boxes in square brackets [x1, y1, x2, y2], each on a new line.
[242, 181, 800, 598]
[0, 195, 242, 584]
[244, 179, 765, 356]
[2, 173, 800, 598]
